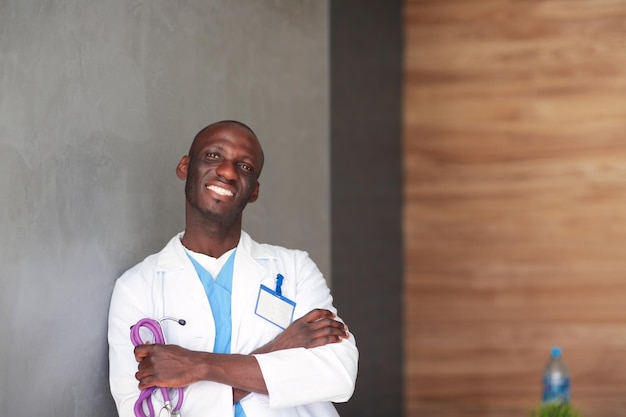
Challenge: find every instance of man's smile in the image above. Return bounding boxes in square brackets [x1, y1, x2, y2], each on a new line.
[206, 184, 235, 197]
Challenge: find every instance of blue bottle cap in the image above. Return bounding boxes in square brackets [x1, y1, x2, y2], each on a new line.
[551, 346, 562, 358]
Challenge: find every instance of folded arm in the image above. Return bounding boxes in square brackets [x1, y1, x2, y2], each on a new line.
[133, 308, 350, 399]
[232, 308, 349, 402]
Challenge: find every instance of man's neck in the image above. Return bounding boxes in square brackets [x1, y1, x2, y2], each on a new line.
[181, 220, 242, 258]
[181, 230, 240, 258]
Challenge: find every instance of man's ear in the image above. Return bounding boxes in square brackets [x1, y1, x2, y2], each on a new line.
[176, 156, 189, 180]
[248, 181, 260, 203]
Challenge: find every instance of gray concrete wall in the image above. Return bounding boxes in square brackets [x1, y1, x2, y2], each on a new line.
[0, 1, 329, 415]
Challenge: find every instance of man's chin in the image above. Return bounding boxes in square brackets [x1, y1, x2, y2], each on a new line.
[199, 208, 243, 225]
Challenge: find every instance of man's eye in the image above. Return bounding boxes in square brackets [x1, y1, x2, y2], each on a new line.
[238, 163, 254, 173]
[205, 152, 220, 159]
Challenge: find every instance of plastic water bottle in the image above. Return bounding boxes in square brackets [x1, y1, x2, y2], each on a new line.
[542, 346, 571, 403]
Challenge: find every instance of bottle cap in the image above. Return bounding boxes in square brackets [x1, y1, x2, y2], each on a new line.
[551, 346, 562, 358]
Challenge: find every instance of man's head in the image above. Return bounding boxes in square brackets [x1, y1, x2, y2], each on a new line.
[176, 120, 265, 226]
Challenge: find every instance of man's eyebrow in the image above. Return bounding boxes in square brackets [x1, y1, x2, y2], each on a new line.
[196, 143, 224, 153]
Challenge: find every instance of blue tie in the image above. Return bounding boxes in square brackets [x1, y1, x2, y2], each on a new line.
[187, 251, 247, 417]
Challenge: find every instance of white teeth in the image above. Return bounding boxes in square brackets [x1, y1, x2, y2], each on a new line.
[207, 185, 234, 196]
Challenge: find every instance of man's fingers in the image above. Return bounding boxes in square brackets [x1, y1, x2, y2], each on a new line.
[137, 375, 156, 389]
[302, 308, 335, 322]
[134, 344, 150, 361]
[309, 317, 348, 334]
[305, 320, 349, 345]
[135, 367, 156, 387]
[307, 333, 345, 348]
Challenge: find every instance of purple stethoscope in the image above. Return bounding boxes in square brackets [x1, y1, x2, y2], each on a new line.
[130, 317, 187, 417]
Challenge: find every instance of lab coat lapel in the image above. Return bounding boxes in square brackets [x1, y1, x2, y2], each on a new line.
[231, 232, 275, 351]
[154, 233, 217, 351]
[156, 233, 214, 308]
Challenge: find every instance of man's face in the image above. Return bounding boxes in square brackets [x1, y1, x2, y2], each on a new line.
[178, 122, 264, 224]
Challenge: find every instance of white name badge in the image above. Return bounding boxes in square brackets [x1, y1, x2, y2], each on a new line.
[255, 284, 296, 330]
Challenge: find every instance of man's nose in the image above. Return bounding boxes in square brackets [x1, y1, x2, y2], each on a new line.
[215, 160, 238, 180]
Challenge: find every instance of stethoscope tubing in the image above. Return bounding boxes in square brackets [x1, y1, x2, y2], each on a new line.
[131, 318, 184, 417]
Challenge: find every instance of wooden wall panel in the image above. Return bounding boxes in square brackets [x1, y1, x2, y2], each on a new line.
[404, 1, 626, 416]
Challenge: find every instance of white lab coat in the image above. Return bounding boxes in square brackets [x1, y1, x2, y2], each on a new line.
[108, 231, 358, 417]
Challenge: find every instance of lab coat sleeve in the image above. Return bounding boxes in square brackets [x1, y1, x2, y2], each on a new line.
[108, 255, 235, 417]
[108, 275, 150, 417]
[253, 250, 359, 409]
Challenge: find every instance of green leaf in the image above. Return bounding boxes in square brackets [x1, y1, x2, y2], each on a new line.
[530, 402, 583, 417]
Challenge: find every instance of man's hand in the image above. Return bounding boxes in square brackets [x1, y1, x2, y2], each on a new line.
[134, 344, 202, 390]
[253, 308, 349, 354]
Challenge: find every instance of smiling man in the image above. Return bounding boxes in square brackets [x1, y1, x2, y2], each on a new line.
[107, 121, 358, 417]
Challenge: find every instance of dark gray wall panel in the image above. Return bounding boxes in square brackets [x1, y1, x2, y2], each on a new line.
[331, 1, 404, 416]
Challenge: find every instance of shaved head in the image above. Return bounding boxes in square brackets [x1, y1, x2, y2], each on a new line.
[189, 120, 264, 177]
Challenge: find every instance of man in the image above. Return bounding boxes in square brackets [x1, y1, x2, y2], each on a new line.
[108, 120, 358, 416]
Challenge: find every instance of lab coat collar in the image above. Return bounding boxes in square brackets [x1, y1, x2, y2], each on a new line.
[154, 231, 277, 273]
[154, 232, 188, 273]
[238, 230, 278, 261]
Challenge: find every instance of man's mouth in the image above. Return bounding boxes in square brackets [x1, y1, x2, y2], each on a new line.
[206, 184, 234, 197]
